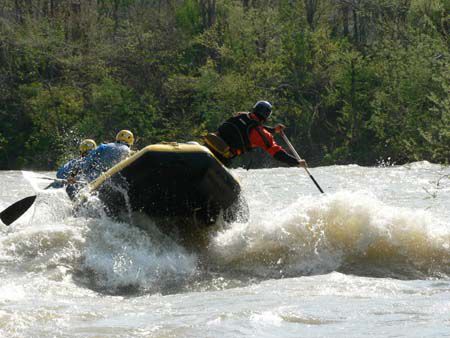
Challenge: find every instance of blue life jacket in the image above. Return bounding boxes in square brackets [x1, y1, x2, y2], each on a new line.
[55, 157, 86, 199]
[81, 142, 130, 181]
[56, 158, 84, 179]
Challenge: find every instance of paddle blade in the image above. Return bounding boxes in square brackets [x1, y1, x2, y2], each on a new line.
[0, 195, 37, 226]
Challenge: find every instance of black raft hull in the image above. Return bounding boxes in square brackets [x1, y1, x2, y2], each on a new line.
[87, 143, 246, 231]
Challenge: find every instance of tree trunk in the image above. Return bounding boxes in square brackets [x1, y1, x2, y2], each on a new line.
[352, 8, 358, 44]
[50, 0, 55, 18]
[113, 0, 119, 38]
[342, 4, 349, 37]
[304, 0, 318, 30]
[26, 0, 33, 17]
[350, 59, 358, 147]
[200, 0, 216, 29]
[15, 0, 22, 22]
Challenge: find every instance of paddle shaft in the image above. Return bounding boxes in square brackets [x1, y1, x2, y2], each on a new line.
[280, 131, 325, 194]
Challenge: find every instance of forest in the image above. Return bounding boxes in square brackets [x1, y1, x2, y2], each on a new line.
[0, 0, 448, 170]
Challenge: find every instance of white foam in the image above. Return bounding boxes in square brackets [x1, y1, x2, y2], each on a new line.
[208, 190, 450, 277]
[79, 215, 198, 292]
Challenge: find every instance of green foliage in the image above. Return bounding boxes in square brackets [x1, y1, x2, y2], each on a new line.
[367, 27, 449, 163]
[0, 0, 448, 169]
[176, 0, 203, 37]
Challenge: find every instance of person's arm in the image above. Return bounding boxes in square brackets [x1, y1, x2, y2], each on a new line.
[79, 148, 102, 181]
[273, 150, 300, 167]
[56, 159, 76, 179]
[56, 166, 68, 180]
[263, 124, 286, 135]
[249, 127, 302, 167]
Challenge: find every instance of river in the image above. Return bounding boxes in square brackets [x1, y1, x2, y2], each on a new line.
[0, 162, 449, 337]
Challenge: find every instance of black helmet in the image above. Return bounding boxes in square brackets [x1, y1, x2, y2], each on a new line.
[252, 100, 272, 120]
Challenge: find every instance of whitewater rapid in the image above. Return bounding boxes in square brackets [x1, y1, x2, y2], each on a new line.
[0, 162, 449, 337]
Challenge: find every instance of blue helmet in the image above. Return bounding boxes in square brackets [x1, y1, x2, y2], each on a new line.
[252, 101, 272, 120]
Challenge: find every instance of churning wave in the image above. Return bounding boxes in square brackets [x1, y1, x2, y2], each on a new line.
[208, 191, 450, 280]
[1, 177, 199, 295]
[2, 171, 449, 296]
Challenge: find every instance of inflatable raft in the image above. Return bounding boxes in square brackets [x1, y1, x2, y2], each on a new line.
[86, 142, 247, 233]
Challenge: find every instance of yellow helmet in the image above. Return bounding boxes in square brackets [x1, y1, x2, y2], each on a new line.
[79, 139, 97, 155]
[116, 130, 134, 146]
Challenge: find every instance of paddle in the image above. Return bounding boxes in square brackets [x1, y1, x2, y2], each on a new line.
[0, 178, 68, 226]
[280, 130, 325, 194]
[0, 195, 37, 226]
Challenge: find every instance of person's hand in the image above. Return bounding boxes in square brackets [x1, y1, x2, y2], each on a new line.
[67, 176, 77, 184]
[274, 124, 286, 134]
[298, 159, 307, 168]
